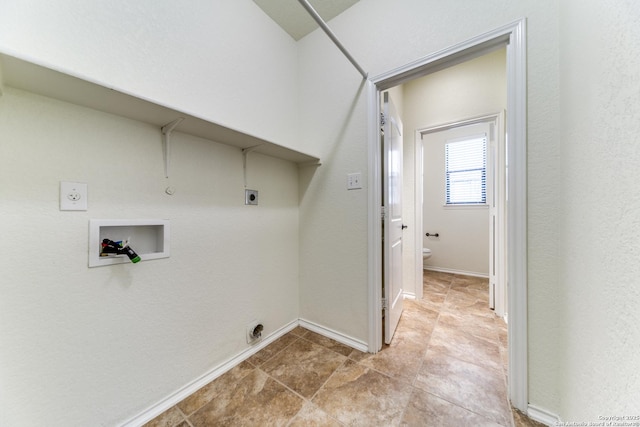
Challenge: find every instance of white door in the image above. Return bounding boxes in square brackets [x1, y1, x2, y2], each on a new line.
[383, 92, 404, 344]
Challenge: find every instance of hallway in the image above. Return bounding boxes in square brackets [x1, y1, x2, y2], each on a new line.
[146, 272, 537, 426]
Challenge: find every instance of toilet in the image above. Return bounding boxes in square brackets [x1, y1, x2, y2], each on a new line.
[422, 248, 432, 268]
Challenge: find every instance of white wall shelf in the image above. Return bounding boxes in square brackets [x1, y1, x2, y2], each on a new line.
[0, 52, 320, 165]
[89, 219, 170, 267]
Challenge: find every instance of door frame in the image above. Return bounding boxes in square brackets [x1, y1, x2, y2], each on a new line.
[416, 112, 506, 317]
[366, 19, 528, 411]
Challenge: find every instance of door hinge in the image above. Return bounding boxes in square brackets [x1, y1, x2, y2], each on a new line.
[381, 298, 388, 310]
[381, 206, 386, 220]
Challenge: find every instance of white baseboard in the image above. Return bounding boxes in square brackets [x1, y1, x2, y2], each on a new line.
[424, 266, 489, 279]
[119, 320, 299, 427]
[527, 404, 560, 426]
[403, 292, 417, 300]
[298, 318, 369, 353]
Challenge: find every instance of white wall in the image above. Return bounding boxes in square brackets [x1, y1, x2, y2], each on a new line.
[0, 2, 304, 425]
[422, 123, 491, 277]
[297, 0, 562, 417]
[0, 0, 299, 147]
[402, 49, 506, 289]
[3, 0, 638, 423]
[557, 0, 640, 419]
[0, 88, 301, 426]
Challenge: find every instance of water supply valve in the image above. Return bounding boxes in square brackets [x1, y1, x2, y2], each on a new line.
[100, 238, 141, 263]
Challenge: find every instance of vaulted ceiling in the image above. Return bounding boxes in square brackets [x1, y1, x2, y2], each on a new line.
[253, 0, 360, 40]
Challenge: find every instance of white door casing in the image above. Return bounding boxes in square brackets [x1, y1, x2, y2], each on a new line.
[489, 112, 507, 317]
[383, 91, 404, 344]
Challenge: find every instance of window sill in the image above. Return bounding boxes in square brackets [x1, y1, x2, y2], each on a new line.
[442, 204, 489, 210]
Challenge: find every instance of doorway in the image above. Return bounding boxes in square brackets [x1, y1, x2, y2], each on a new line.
[418, 112, 506, 317]
[367, 20, 528, 411]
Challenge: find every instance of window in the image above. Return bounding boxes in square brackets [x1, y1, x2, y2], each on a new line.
[445, 135, 487, 204]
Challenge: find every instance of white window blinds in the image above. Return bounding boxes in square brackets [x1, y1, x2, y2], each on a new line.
[445, 135, 487, 204]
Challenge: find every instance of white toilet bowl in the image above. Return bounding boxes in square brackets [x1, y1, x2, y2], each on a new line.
[422, 248, 432, 269]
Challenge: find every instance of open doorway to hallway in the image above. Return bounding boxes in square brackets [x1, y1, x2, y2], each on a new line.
[369, 19, 528, 411]
[382, 46, 507, 341]
[397, 47, 506, 307]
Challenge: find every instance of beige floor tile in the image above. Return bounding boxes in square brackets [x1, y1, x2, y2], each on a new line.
[443, 289, 492, 317]
[246, 331, 299, 367]
[354, 327, 428, 384]
[290, 325, 310, 337]
[289, 402, 344, 427]
[450, 274, 489, 290]
[177, 361, 255, 416]
[437, 310, 500, 344]
[401, 388, 506, 427]
[261, 338, 347, 398]
[354, 344, 425, 385]
[395, 300, 438, 342]
[423, 271, 456, 285]
[500, 347, 509, 378]
[189, 369, 303, 426]
[428, 324, 503, 372]
[497, 320, 508, 349]
[302, 330, 355, 356]
[145, 271, 520, 427]
[420, 292, 448, 311]
[143, 406, 186, 427]
[403, 299, 440, 322]
[313, 359, 413, 426]
[415, 349, 512, 426]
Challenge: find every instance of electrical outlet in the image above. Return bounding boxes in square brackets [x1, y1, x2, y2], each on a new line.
[245, 189, 258, 205]
[60, 181, 88, 211]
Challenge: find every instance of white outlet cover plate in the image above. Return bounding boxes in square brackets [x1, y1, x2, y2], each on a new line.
[60, 181, 88, 211]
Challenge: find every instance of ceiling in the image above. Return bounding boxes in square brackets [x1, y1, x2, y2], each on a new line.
[253, 0, 360, 41]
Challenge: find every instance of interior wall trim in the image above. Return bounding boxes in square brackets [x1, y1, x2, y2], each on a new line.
[119, 318, 367, 426]
[119, 320, 298, 427]
[298, 318, 369, 353]
[527, 404, 560, 426]
[423, 266, 489, 279]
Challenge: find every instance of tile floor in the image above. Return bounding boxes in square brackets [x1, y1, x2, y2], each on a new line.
[145, 271, 544, 427]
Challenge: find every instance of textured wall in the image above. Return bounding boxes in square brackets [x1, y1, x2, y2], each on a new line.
[297, 0, 561, 415]
[558, 0, 640, 419]
[6, 0, 636, 422]
[0, 0, 299, 147]
[0, 88, 300, 425]
[0, 2, 304, 425]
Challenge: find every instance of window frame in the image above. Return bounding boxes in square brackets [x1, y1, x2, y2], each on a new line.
[444, 133, 488, 206]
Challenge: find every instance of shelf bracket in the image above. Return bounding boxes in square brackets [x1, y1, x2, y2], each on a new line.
[242, 144, 263, 188]
[161, 117, 185, 178]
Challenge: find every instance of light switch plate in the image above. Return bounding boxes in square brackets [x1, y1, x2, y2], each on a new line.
[347, 172, 362, 190]
[60, 181, 88, 211]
